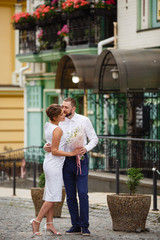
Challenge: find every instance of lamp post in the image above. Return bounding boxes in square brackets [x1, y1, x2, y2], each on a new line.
[110, 66, 119, 193]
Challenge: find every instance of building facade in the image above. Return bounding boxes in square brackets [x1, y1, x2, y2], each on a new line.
[7, 0, 160, 173]
[14, 0, 116, 153]
[0, 0, 26, 152]
[118, 0, 160, 49]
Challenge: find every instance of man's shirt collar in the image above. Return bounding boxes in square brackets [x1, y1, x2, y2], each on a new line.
[66, 112, 77, 122]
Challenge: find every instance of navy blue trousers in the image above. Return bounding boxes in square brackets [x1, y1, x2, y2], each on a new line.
[63, 154, 89, 228]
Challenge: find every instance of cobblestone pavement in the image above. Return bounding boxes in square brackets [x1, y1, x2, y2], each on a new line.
[0, 197, 160, 240]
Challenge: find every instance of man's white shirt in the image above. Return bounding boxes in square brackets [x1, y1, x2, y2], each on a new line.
[59, 113, 98, 152]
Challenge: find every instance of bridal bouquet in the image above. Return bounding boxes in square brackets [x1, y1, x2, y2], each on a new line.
[67, 127, 85, 174]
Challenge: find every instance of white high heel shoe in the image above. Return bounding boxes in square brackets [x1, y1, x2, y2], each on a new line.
[44, 222, 62, 236]
[30, 219, 42, 236]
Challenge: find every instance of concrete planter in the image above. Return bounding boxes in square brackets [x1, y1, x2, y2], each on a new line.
[107, 194, 151, 232]
[31, 187, 66, 217]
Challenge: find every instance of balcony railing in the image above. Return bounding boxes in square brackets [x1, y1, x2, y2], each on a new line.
[14, 6, 116, 54]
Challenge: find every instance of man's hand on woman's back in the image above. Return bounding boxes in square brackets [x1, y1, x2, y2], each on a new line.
[44, 143, 51, 152]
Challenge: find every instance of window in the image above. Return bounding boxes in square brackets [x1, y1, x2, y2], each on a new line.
[137, 0, 160, 30]
[152, 0, 160, 27]
[157, 0, 160, 21]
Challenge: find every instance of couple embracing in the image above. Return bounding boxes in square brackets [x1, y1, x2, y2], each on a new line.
[30, 97, 98, 236]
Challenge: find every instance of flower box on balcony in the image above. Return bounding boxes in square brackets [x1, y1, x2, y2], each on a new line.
[91, 7, 113, 16]
[36, 13, 62, 27]
[68, 5, 116, 46]
[12, 12, 36, 30]
[67, 8, 90, 19]
[34, 5, 62, 27]
[13, 22, 36, 30]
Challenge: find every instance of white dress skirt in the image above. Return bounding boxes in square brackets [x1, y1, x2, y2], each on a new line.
[43, 122, 66, 202]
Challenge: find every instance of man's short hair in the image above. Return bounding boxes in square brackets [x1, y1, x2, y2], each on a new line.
[63, 97, 76, 107]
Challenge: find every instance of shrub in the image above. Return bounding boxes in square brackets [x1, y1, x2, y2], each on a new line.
[126, 168, 144, 195]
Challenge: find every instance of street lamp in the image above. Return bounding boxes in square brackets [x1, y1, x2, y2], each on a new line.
[110, 67, 119, 80]
[71, 72, 79, 84]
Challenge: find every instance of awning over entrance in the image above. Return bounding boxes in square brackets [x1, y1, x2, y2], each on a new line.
[55, 54, 98, 89]
[94, 49, 160, 93]
[55, 49, 160, 92]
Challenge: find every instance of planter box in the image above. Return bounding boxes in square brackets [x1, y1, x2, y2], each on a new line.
[67, 8, 90, 19]
[107, 194, 151, 232]
[36, 14, 61, 27]
[31, 187, 66, 217]
[91, 8, 112, 16]
[13, 23, 36, 30]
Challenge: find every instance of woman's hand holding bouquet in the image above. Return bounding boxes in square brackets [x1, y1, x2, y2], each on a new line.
[67, 127, 86, 174]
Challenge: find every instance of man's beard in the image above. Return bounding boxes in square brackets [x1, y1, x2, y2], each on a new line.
[65, 110, 72, 117]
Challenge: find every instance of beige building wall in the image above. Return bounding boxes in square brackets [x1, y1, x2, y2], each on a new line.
[0, 0, 26, 152]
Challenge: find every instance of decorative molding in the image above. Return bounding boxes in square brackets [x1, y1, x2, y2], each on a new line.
[44, 89, 61, 93]
[27, 108, 43, 112]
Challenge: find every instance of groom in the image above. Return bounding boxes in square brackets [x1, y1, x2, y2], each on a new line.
[44, 97, 98, 236]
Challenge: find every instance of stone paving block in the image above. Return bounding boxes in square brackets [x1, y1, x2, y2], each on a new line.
[0, 197, 160, 240]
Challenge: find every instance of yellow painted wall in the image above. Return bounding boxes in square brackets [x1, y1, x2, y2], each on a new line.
[0, 1, 26, 153]
[0, 7, 13, 84]
[0, 1, 16, 84]
[0, 91, 24, 152]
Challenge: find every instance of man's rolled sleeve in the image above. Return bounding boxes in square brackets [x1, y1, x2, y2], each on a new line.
[84, 117, 98, 152]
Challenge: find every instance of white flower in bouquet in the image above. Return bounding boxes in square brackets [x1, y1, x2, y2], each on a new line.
[66, 127, 85, 160]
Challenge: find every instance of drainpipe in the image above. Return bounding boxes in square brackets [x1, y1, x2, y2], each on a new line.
[98, 22, 118, 55]
[98, 36, 115, 55]
[19, 64, 30, 87]
[18, 0, 30, 147]
[19, 63, 30, 148]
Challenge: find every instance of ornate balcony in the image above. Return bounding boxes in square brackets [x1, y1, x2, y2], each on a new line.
[14, 5, 116, 54]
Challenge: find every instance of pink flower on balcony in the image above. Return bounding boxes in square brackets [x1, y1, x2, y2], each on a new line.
[57, 24, 69, 37]
[37, 30, 43, 39]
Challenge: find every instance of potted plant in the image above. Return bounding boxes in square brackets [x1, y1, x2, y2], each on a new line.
[107, 168, 151, 232]
[31, 172, 66, 217]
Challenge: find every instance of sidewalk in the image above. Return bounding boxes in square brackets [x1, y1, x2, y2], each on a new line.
[0, 187, 160, 240]
[0, 187, 160, 212]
